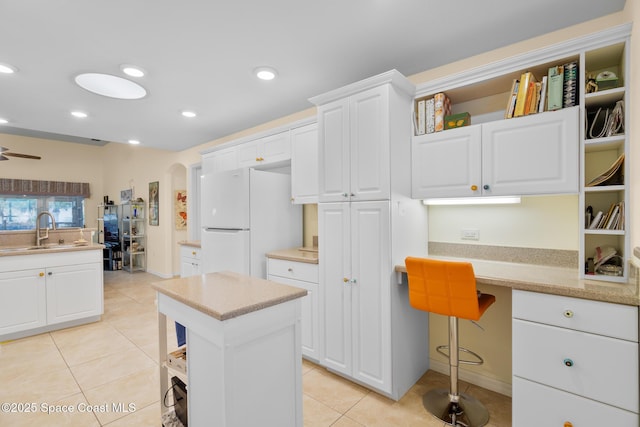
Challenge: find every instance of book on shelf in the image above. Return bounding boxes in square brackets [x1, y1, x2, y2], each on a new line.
[416, 99, 426, 135]
[514, 71, 536, 117]
[537, 76, 547, 113]
[547, 65, 564, 111]
[586, 153, 624, 187]
[434, 93, 451, 132]
[562, 60, 578, 108]
[426, 97, 435, 134]
[588, 202, 624, 230]
[504, 79, 519, 119]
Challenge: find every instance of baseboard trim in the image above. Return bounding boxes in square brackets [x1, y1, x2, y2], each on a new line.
[429, 357, 512, 397]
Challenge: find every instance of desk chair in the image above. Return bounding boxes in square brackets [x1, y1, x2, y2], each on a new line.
[405, 257, 496, 427]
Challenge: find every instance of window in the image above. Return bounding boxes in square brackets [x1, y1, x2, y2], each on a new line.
[0, 178, 90, 230]
[0, 195, 85, 230]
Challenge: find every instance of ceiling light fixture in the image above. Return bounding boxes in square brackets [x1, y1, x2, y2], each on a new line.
[120, 64, 145, 78]
[423, 196, 522, 206]
[254, 66, 278, 81]
[181, 111, 196, 118]
[0, 63, 16, 74]
[128, 139, 141, 145]
[75, 73, 147, 100]
[71, 111, 88, 118]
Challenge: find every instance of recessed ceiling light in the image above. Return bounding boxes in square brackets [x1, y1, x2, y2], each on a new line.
[71, 111, 88, 118]
[128, 139, 141, 145]
[120, 64, 145, 78]
[75, 73, 147, 100]
[254, 66, 278, 81]
[0, 118, 8, 124]
[181, 111, 196, 118]
[0, 63, 16, 74]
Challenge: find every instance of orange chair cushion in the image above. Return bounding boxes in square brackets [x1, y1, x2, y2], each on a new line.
[404, 257, 495, 321]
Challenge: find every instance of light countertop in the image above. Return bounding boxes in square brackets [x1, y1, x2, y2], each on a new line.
[152, 271, 307, 321]
[178, 240, 201, 248]
[266, 247, 319, 264]
[396, 256, 639, 306]
[0, 243, 103, 257]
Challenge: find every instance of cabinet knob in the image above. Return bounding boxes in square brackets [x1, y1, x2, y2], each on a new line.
[563, 310, 574, 318]
[483, 184, 490, 190]
[351, 278, 357, 284]
[563, 358, 574, 367]
[290, 197, 295, 202]
[342, 193, 349, 198]
[349, 193, 355, 197]
[288, 268, 293, 272]
[470, 185, 478, 191]
[192, 251, 196, 256]
[564, 422, 573, 427]
[343, 278, 349, 283]
[39, 272, 45, 277]
[48, 271, 53, 276]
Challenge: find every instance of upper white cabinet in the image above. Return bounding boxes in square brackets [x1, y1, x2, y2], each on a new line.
[312, 71, 415, 203]
[202, 146, 238, 174]
[411, 106, 579, 198]
[290, 123, 319, 204]
[237, 131, 291, 168]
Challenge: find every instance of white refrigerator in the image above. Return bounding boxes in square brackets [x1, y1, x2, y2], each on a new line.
[200, 168, 302, 278]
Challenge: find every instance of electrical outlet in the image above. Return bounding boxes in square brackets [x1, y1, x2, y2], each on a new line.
[461, 229, 480, 240]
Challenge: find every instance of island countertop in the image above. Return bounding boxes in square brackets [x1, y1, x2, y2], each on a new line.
[396, 256, 640, 306]
[152, 270, 308, 321]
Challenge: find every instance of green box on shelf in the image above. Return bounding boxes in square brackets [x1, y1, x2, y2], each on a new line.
[596, 77, 618, 90]
[444, 112, 471, 130]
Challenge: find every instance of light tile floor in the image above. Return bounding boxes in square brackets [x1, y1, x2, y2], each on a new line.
[0, 270, 511, 426]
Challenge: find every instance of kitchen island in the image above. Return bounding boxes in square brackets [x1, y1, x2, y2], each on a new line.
[152, 270, 307, 427]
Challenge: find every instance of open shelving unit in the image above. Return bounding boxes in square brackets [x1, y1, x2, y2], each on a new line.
[120, 201, 146, 273]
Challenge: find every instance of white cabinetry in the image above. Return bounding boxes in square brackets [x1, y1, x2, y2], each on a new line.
[290, 123, 318, 204]
[180, 245, 201, 277]
[267, 257, 319, 361]
[202, 146, 238, 174]
[0, 250, 103, 340]
[237, 131, 291, 168]
[316, 85, 392, 202]
[512, 290, 639, 426]
[312, 70, 429, 400]
[411, 106, 579, 198]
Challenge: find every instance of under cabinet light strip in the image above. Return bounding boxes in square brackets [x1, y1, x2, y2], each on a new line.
[423, 196, 522, 206]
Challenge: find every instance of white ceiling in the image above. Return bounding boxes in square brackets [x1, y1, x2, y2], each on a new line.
[0, 0, 627, 152]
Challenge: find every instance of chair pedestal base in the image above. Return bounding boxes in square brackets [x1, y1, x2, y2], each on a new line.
[423, 388, 489, 427]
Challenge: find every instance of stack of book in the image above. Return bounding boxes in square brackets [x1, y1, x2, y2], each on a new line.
[587, 202, 624, 230]
[415, 92, 451, 135]
[504, 60, 579, 119]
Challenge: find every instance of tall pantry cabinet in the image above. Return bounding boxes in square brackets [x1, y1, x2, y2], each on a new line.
[310, 70, 429, 400]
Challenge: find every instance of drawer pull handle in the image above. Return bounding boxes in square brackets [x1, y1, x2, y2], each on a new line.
[563, 310, 574, 318]
[563, 358, 574, 367]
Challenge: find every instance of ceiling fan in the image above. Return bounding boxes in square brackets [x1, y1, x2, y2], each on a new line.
[0, 146, 41, 161]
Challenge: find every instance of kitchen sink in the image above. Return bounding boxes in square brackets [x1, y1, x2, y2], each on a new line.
[0, 244, 86, 253]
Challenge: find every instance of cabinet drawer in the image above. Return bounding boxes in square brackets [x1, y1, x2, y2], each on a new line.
[513, 290, 638, 341]
[513, 377, 638, 426]
[267, 258, 318, 283]
[180, 245, 201, 260]
[513, 319, 639, 412]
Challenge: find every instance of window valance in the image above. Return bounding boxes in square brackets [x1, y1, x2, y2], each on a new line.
[0, 178, 90, 197]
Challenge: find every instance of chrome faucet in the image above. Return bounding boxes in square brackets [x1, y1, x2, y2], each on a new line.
[35, 211, 57, 247]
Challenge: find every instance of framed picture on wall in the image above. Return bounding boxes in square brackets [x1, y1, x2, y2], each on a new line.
[175, 190, 187, 230]
[120, 189, 132, 203]
[149, 181, 159, 226]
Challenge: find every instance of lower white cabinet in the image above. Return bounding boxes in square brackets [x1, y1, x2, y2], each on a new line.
[0, 250, 103, 340]
[180, 245, 201, 277]
[512, 290, 639, 425]
[267, 257, 319, 361]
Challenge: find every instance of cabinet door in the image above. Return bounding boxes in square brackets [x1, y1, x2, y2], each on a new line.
[260, 131, 291, 164]
[46, 263, 103, 325]
[318, 99, 350, 202]
[236, 140, 261, 168]
[482, 106, 579, 196]
[318, 203, 351, 375]
[203, 147, 238, 174]
[411, 125, 482, 198]
[350, 201, 391, 392]
[291, 123, 319, 204]
[0, 269, 46, 336]
[350, 86, 390, 201]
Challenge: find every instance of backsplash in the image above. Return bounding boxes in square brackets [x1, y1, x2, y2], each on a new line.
[429, 242, 578, 268]
[0, 228, 96, 248]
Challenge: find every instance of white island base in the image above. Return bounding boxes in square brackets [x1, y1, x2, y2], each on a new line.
[154, 271, 306, 427]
